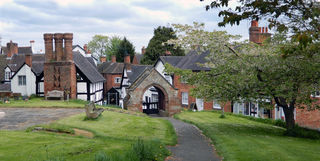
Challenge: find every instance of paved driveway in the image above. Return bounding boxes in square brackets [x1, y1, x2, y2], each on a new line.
[0, 108, 83, 130]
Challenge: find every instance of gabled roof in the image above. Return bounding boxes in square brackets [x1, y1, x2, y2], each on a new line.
[86, 57, 96, 66]
[98, 62, 124, 74]
[1, 46, 32, 55]
[73, 52, 105, 83]
[126, 65, 152, 84]
[158, 50, 211, 71]
[0, 83, 11, 92]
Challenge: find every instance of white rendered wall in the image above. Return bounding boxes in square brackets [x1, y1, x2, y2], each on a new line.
[11, 64, 36, 96]
[77, 82, 87, 93]
[155, 61, 172, 84]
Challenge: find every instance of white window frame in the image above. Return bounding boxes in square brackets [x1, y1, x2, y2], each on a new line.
[5, 71, 11, 81]
[181, 92, 188, 105]
[213, 100, 221, 109]
[18, 75, 26, 86]
[114, 77, 121, 84]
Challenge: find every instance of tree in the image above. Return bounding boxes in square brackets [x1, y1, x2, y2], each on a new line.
[141, 26, 185, 65]
[200, 0, 320, 57]
[115, 37, 135, 63]
[87, 35, 109, 59]
[106, 36, 122, 60]
[166, 22, 320, 132]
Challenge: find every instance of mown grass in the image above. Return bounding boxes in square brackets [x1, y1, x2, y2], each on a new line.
[175, 111, 320, 161]
[0, 110, 176, 161]
[0, 97, 89, 108]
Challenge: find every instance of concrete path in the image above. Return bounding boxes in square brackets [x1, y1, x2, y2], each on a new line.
[0, 108, 83, 130]
[163, 117, 221, 161]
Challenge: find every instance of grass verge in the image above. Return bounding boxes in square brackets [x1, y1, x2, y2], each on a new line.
[0, 110, 176, 161]
[175, 111, 320, 161]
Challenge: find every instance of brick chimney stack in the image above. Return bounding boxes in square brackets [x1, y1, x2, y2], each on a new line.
[111, 55, 116, 63]
[44, 34, 54, 62]
[54, 33, 64, 61]
[141, 46, 146, 54]
[249, 20, 271, 44]
[43, 33, 76, 100]
[63, 33, 73, 61]
[124, 54, 131, 64]
[6, 41, 18, 58]
[25, 53, 32, 67]
[30, 40, 35, 53]
[100, 56, 106, 63]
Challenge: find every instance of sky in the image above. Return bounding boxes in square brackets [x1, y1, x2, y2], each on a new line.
[0, 0, 269, 53]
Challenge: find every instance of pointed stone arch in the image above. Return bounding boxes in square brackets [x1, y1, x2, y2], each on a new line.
[124, 68, 181, 116]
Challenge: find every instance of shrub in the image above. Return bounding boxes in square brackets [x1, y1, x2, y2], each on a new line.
[285, 127, 320, 139]
[94, 138, 170, 161]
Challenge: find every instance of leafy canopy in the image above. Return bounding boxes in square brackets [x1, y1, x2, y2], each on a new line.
[87, 35, 109, 59]
[115, 37, 135, 63]
[141, 26, 185, 65]
[166, 22, 320, 129]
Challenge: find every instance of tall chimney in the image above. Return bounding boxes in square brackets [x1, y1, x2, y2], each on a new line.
[124, 55, 130, 64]
[6, 41, 18, 58]
[111, 55, 116, 63]
[100, 56, 106, 63]
[25, 53, 32, 67]
[44, 34, 54, 62]
[249, 20, 271, 44]
[54, 33, 63, 61]
[30, 40, 35, 53]
[63, 33, 73, 61]
[141, 46, 146, 54]
[83, 44, 88, 53]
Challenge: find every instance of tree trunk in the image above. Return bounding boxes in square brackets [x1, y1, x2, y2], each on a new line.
[283, 106, 295, 130]
[273, 97, 296, 131]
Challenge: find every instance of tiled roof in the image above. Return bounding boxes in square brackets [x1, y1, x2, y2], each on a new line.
[73, 52, 105, 83]
[159, 50, 211, 71]
[0, 83, 11, 92]
[127, 65, 152, 84]
[98, 62, 124, 74]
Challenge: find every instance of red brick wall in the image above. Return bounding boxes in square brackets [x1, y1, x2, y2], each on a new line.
[173, 75, 230, 111]
[103, 73, 122, 94]
[296, 108, 320, 130]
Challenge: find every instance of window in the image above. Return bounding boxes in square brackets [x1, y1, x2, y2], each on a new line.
[312, 91, 320, 97]
[213, 100, 221, 109]
[18, 76, 26, 86]
[5, 71, 11, 81]
[181, 92, 188, 105]
[114, 77, 121, 84]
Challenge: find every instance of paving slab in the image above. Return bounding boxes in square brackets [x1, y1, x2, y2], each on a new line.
[163, 117, 221, 161]
[0, 108, 83, 130]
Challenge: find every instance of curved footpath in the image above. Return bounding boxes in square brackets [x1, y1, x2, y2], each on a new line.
[163, 117, 221, 161]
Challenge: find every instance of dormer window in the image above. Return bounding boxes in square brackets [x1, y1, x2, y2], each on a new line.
[5, 71, 11, 81]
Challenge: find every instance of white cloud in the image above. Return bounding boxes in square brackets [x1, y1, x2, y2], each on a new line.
[53, 0, 94, 6]
[0, 0, 12, 6]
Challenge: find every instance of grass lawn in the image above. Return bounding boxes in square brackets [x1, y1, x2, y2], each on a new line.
[0, 97, 90, 108]
[175, 111, 320, 161]
[0, 111, 176, 161]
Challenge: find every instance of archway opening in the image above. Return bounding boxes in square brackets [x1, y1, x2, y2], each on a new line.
[142, 86, 165, 114]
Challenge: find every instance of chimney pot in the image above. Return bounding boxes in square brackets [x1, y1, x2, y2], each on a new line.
[63, 33, 73, 61]
[100, 56, 106, 63]
[141, 46, 146, 55]
[25, 53, 32, 67]
[111, 55, 116, 63]
[83, 44, 88, 53]
[44, 33, 54, 62]
[251, 20, 258, 27]
[124, 55, 131, 64]
[266, 27, 268, 33]
[54, 33, 64, 61]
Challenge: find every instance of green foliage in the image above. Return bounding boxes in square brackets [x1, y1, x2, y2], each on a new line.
[94, 139, 170, 161]
[88, 35, 109, 58]
[175, 111, 320, 161]
[166, 22, 320, 130]
[106, 36, 122, 60]
[115, 37, 135, 63]
[141, 26, 185, 65]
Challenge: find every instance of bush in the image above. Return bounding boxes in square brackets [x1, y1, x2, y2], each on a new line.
[285, 127, 320, 139]
[94, 138, 170, 161]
